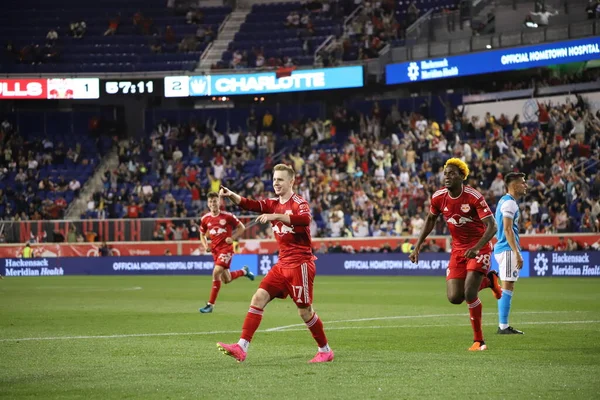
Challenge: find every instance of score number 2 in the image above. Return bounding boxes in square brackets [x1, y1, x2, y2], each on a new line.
[164, 76, 189, 97]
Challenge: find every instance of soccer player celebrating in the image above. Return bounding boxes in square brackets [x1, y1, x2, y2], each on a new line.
[199, 192, 254, 314]
[494, 172, 527, 334]
[410, 158, 502, 351]
[216, 164, 333, 363]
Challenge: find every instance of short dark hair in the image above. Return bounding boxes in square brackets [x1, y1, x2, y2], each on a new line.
[505, 172, 526, 186]
[207, 192, 219, 199]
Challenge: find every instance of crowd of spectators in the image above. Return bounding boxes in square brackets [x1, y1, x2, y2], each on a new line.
[83, 114, 279, 222]
[3, 74, 600, 252]
[0, 120, 98, 221]
[298, 94, 600, 240]
[79, 91, 600, 248]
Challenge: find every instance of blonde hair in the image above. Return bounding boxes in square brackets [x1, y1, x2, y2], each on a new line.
[273, 163, 296, 179]
[444, 158, 470, 180]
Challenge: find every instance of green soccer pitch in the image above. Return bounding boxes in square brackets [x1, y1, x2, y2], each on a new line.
[1, 276, 599, 400]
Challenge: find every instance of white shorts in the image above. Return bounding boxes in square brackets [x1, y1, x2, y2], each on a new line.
[494, 251, 520, 282]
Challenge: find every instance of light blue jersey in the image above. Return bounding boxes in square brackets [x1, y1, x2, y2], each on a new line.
[494, 194, 520, 254]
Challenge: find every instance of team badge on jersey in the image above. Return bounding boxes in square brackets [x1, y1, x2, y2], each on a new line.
[460, 204, 471, 213]
[220, 219, 226, 225]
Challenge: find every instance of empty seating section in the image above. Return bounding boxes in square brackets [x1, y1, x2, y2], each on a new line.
[390, 0, 459, 47]
[218, 2, 343, 68]
[1, 0, 231, 73]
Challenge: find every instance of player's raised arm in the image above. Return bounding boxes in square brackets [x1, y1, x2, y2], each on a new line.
[220, 186, 272, 213]
[409, 212, 438, 263]
[219, 186, 242, 205]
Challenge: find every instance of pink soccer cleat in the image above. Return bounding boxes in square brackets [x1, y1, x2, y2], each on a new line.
[309, 350, 334, 363]
[217, 342, 247, 363]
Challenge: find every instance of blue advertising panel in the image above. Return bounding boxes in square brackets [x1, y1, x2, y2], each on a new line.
[164, 66, 364, 97]
[386, 37, 600, 85]
[529, 252, 600, 277]
[1, 255, 259, 277]
[491, 251, 530, 278]
[258, 253, 449, 276]
[5, 252, 599, 277]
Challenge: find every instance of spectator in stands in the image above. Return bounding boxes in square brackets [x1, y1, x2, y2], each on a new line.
[46, 29, 58, 46]
[99, 242, 112, 256]
[165, 26, 176, 45]
[196, 25, 206, 42]
[186, 9, 202, 24]
[285, 11, 300, 28]
[69, 177, 81, 196]
[151, 34, 163, 53]
[133, 11, 144, 34]
[104, 16, 120, 36]
[71, 21, 86, 38]
[407, 1, 420, 25]
[586, 1, 596, 19]
[530, 7, 558, 27]
[178, 36, 198, 53]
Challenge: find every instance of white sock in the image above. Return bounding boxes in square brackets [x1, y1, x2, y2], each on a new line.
[242, 268, 247, 276]
[499, 323, 509, 330]
[237, 339, 250, 352]
[318, 344, 331, 353]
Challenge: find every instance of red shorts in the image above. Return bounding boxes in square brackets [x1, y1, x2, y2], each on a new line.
[446, 245, 492, 280]
[259, 260, 315, 307]
[212, 252, 233, 269]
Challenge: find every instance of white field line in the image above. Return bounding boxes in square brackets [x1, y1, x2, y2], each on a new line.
[276, 320, 600, 334]
[264, 310, 587, 332]
[0, 311, 596, 343]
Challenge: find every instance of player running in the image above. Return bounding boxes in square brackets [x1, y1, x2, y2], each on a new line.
[199, 192, 254, 314]
[216, 164, 333, 363]
[494, 172, 527, 334]
[410, 158, 502, 351]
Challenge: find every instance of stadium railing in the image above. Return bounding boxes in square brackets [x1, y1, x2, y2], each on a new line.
[2, 218, 598, 253]
[391, 18, 599, 62]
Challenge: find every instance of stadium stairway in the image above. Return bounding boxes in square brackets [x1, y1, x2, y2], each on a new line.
[64, 144, 120, 219]
[198, 10, 250, 70]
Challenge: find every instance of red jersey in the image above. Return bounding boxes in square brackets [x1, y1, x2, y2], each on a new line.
[240, 193, 313, 267]
[199, 211, 241, 254]
[429, 186, 493, 251]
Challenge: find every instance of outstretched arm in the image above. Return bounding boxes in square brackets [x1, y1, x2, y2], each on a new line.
[220, 186, 272, 213]
[256, 213, 311, 226]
